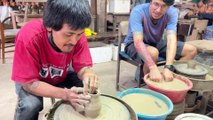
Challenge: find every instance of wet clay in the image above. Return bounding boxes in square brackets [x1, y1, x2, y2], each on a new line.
[55, 96, 130, 120]
[84, 92, 101, 118]
[121, 93, 168, 115]
[147, 78, 188, 90]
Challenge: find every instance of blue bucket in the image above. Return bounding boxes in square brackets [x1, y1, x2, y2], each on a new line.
[117, 88, 173, 120]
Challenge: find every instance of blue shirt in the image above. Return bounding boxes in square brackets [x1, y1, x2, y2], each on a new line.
[124, 3, 178, 46]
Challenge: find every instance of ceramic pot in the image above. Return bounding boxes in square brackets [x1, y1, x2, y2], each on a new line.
[84, 90, 101, 118]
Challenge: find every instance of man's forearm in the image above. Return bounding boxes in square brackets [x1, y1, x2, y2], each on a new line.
[23, 80, 67, 100]
[166, 31, 177, 65]
[133, 32, 156, 68]
[77, 66, 91, 80]
[134, 39, 155, 67]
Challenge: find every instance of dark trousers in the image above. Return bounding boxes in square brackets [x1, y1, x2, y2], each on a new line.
[14, 71, 83, 120]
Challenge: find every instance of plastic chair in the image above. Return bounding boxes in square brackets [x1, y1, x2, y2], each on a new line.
[116, 21, 166, 90]
[0, 17, 19, 63]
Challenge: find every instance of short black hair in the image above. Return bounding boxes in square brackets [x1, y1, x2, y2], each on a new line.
[43, 0, 91, 31]
[163, 0, 174, 6]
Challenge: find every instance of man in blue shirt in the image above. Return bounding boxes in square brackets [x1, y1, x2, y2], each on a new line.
[124, 0, 197, 82]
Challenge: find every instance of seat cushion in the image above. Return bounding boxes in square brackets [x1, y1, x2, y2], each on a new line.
[158, 56, 166, 62]
[120, 51, 166, 62]
[119, 51, 133, 60]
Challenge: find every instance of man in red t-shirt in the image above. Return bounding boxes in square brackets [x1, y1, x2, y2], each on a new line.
[11, 0, 99, 119]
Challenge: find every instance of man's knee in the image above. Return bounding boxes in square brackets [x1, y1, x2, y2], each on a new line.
[25, 97, 43, 112]
[148, 47, 159, 62]
[183, 44, 197, 59]
[15, 96, 43, 120]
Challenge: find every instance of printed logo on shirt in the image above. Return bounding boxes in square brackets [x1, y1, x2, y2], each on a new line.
[49, 66, 64, 79]
[39, 67, 48, 78]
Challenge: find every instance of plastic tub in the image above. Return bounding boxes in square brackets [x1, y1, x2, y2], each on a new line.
[144, 74, 193, 103]
[117, 88, 173, 120]
[175, 113, 212, 120]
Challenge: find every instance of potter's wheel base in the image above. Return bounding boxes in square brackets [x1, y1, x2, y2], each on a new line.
[46, 95, 137, 120]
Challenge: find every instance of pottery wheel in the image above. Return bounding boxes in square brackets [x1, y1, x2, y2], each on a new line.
[175, 63, 208, 76]
[53, 95, 131, 120]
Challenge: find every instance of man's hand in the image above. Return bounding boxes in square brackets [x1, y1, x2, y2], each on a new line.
[81, 68, 99, 94]
[149, 66, 163, 82]
[162, 68, 174, 82]
[65, 87, 91, 112]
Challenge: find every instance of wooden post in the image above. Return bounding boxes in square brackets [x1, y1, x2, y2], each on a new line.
[97, 0, 107, 33]
[91, 0, 97, 17]
[90, 0, 97, 31]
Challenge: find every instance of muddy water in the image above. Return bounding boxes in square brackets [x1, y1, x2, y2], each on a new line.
[121, 93, 168, 115]
[147, 78, 188, 90]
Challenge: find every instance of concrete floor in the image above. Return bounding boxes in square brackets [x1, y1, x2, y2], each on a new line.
[0, 52, 138, 120]
[2, 43, 213, 119]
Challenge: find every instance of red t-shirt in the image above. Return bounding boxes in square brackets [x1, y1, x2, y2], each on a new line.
[11, 19, 92, 85]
